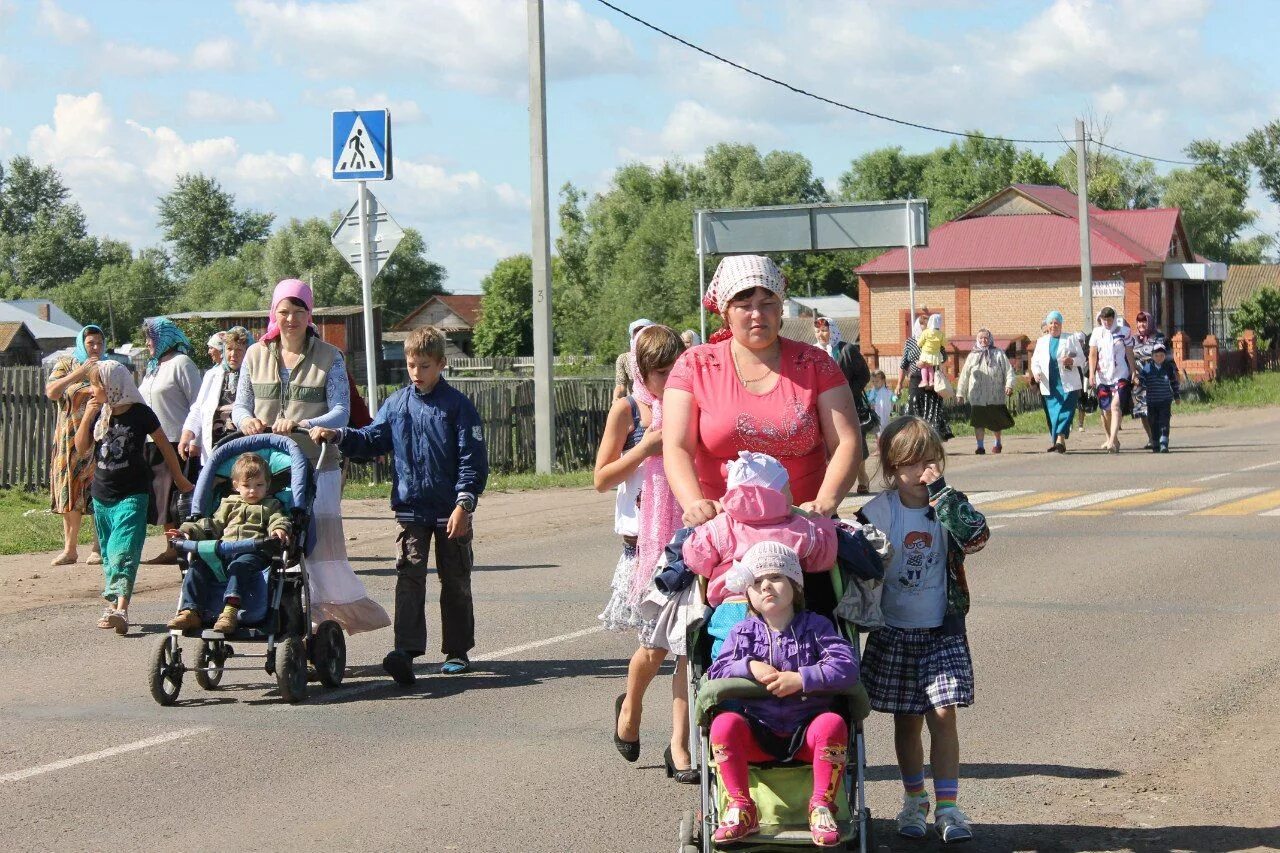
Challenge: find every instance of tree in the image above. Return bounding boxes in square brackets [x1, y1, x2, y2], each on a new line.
[473, 255, 535, 357]
[1230, 286, 1280, 348]
[1052, 148, 1159, 210]
[54, 251, 176, 347]
[178, 242, 271, 313]
[837, 146, 927, 202]
[157, 173, 274, 278]
[1160, 139, 1270, 263]
[1243, 120, 1280, 209]
[262, 215, 446, 325]
[0, 156, 100, 296]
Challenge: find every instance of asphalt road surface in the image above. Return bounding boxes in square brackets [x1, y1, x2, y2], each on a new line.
[2, 407, 1279, 852]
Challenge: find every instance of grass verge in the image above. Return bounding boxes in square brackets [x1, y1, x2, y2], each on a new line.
[342, 468, 594, 501]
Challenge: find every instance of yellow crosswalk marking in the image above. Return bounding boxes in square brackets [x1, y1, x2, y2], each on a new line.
[982, 491, 1081, 512]
[1063, 487, 1202, 515]
[1196, 489, 1280, 516]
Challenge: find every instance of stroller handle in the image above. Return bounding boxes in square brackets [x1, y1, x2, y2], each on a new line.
[214, 426, 334, 471]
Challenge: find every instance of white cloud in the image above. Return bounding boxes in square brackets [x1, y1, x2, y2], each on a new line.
[185, 90, 279, 124]
[455, 233, 517, 257]
[190, 38, 240, 72]
[236, 0, 638, 96]
[23, 92, 530, 292]
[38, 0, 92, 43]
[303, 87, 426, 123]
[97, 41, 182, 75]
[620, 99, 781, 164]
[0, 125, 13, 157]
[0, 0, 19, 30]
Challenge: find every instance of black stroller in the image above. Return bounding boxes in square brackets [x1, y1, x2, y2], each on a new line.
[147, 432, 346, 705]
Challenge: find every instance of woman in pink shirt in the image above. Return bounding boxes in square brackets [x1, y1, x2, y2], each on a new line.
[663, 254, 863, 618]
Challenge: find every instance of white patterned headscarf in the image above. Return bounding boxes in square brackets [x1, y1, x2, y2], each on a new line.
[703, 255, 786, 314]
[93, 360, 146, 441]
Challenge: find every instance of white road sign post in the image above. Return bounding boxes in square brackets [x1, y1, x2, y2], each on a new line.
[331, 109, 393, 411]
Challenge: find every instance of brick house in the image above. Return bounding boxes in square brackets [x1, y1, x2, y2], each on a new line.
[855, 184, 1221, 375]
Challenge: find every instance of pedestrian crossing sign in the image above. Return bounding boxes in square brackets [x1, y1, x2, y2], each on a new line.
[332, 109, 392, 181]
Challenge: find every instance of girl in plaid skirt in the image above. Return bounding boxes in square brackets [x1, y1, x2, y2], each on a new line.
[855, 416, 989, 844]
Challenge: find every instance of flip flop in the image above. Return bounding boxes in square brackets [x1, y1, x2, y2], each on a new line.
[440, 656, 470, 675]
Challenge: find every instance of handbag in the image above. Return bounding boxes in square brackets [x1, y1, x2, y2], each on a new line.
[933, 369, 954, 400]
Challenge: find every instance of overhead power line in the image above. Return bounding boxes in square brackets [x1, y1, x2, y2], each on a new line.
[594, 0, 1199, 166]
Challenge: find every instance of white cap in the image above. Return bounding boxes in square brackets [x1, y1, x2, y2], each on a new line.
[725, 541, 803, 594]
[726, 451, 789, 492]
[628, 318, 655, 338]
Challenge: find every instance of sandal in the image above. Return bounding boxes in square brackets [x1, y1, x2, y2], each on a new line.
[51, 551, 77, 566]
[107, 609, 128, 635]
[96, 607, 116, 629]
[440, 656, 470, 675]
[810, 803, 841, 847]
[87, 551, 102, 565]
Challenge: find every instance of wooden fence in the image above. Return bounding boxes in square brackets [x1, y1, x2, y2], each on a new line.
[0, 368, 58, 490]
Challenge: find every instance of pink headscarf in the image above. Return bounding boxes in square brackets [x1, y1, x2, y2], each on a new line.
[628, 355, 683, 608]
[261, 279, 317, 342]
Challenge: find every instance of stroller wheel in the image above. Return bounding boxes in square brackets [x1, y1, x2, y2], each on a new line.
[148, 636, 184, 706]
[677, 808, 699, 853]
[274, 636, 309, 703]
[195, 641, 225, 690]
[309, 620, 346, 688]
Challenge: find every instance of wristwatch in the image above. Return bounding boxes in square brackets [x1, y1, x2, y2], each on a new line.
[455, 494, 477, 513]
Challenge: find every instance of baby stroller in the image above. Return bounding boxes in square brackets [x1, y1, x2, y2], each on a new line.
[677, 567, 873, 853]
[147, 432, 346, 705]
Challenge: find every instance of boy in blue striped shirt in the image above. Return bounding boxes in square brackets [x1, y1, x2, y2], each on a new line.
[1137, 343, 1180, 453]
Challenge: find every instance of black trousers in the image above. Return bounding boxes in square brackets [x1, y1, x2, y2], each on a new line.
[394, 520, 475, 658]
[1148, 401, 1172, 448]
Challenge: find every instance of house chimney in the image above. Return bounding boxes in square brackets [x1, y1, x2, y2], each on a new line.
[38, 304, 50, 321]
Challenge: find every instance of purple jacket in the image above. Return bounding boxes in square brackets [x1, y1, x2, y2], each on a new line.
[706, 611, 859, 733]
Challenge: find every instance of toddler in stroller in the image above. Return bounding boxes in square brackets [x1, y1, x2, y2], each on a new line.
[690, 541, 867, 850]
[166, 452, 290, 634]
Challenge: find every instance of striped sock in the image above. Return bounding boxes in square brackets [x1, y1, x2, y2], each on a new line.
[934, 778, 958, 811]
[902, 770, 926, 798]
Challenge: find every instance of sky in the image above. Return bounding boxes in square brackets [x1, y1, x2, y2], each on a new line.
[1, 0, 1277, 295]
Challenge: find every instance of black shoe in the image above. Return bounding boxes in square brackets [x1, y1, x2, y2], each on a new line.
[1160, 445, 1170, 453]
[974, 447, 985, 455]
[1143, 442, 1153, 450]
[614, 694, 639, 762]
[664, 745, 699, 784]
[382, 649, 416, 686]
[1046, 445, 1058, 452]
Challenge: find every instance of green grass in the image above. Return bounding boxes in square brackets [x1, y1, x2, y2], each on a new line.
[0, 489, 75, 556]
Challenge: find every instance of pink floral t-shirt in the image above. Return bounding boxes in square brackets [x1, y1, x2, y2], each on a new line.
[665, 336, 846, 503]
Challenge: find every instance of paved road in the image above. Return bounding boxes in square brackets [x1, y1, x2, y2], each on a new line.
[2, 408, 1279, 852]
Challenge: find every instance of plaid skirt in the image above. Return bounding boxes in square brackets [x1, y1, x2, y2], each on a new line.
[861, 626, 974, 715]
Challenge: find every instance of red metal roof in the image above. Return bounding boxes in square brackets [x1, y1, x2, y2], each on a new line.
[858, 185, 1181, 275]
[436, 295, 482, 327]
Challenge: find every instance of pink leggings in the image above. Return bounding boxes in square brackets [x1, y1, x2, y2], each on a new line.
[710, 711, 848, 807]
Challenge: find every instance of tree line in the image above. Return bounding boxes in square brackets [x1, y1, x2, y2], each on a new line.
[473, 122, 1280, 359]
[0, 160, 447, 348]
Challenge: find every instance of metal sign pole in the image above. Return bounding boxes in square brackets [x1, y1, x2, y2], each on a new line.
[905, 197, 918, 318]
[696, 210, 707, 341]
[357, 179, 380, 412]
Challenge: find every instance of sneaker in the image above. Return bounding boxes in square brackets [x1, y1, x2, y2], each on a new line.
[440, 656, 470, 675]
[382, 649, 416, 686]
[896, 793, 930, 838]
[991, 444, 1002, 454]
[809, 803, 841, 847]
[1142, 442, 1153, 450]
[212, 605, 238, 634]
[713, 800, 760, 844]
[934, 806, 973, 843]
[1159, 444, 1170, 453]
[96, 607, 116, 629]
[974, 446, 985, 455]
[107, 609, 128, 635]
[167, 609, 202, 631]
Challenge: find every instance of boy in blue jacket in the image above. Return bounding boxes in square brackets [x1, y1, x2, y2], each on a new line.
[311, 327, 488, 685]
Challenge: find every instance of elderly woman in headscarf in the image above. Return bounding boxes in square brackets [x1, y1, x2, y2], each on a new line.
[44, 325, 107, 565]
[680, 329, 702, 349]
[956, 328, 1017, 455]
[234, 279, 389, 635]
[1031, 311, 1087, 452]
[814, 315, 874, 492]
[138, 317, 202, 563]
[180, 327, 254, 462]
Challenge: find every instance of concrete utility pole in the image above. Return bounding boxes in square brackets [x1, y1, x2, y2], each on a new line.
[1076, 118, 1094, 330]
[528, 0, 555, 473]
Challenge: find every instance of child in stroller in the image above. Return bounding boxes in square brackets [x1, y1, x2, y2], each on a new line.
[702, 541, 860, 849]
[165, 452, 291, 634]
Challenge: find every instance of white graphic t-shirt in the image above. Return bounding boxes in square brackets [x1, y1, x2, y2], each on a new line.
[863, 491, 946, 629]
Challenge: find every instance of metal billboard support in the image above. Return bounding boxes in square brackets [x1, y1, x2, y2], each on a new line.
[696, 210, 707, 341]
[905, 197, 918, 318]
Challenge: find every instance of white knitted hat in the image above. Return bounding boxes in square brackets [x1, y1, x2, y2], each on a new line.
[726, 451, 790, 492]
[724, 541, 803, 594]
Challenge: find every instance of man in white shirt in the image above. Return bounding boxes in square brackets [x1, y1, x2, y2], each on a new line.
[1088, 307, 1137, 452]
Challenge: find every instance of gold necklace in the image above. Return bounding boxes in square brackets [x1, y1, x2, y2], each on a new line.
[732, 345, 780, 386]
